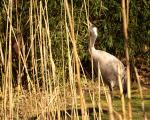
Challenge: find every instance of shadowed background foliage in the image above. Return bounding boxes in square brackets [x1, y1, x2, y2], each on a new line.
[0, 0, 149, 85]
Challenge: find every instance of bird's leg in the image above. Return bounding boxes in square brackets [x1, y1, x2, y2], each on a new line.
[123, 79, 127, 96]
[108, 84, 113, 99]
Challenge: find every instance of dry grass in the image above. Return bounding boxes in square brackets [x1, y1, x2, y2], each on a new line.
[0, 82, 150, 119]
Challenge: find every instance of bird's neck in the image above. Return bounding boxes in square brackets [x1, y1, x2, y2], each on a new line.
[89, 36, 96, 54]
[89, 36, 96, 48]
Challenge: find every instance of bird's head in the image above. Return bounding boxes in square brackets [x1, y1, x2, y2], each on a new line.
[86, 20, 98, 38]
[89, 26, 98, 39]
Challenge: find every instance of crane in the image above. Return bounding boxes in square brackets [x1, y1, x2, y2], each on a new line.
[89, 24, 127, 96]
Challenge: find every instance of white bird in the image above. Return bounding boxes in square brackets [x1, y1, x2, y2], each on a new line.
[89, 24, 127, 96]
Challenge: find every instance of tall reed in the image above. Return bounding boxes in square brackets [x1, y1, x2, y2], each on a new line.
[121, 0, 132, 119]
[0, 0, 148, 120]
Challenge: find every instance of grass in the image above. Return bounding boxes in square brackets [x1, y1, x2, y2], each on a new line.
[112, 90, 150, 120]
[0, 82, 149, 119]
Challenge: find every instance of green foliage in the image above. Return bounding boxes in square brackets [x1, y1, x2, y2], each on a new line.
[0, 0, 149, 77]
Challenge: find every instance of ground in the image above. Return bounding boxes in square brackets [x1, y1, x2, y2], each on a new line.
[0, 81, 149, 120]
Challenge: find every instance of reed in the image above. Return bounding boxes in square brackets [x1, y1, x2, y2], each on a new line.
[64, 0, 87, 119]
[134, 67, 147, 120]
[0, 0, 149, 120]
[118, 64, 126, 120]
[121, 0, 132, 119]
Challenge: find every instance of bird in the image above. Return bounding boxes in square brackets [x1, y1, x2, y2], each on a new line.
[88, 24, 127, 96]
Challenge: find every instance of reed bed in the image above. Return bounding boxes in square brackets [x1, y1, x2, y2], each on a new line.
[0, 0, 149, 120]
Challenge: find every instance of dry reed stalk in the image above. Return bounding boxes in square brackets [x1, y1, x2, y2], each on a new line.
[64, 5, 80, 119]
[78, 58, 88, 83]
[42, 1, 56, 91]
[64, 0, 87, 119]
[0, 42, 4, 67]
[8, 0, 13, 119]
[60, 0, 65, 100]
[66, 24, 78, 119]
[14, 2, 23, 119]
[113, 110, 122, 120]
[121, 0, 132, 119]
[126, 0, 130, 26]
[107, 92, 114, 120]
[98, 62, 102, 120]
[118, 64, 126, 120]
[89, 60, 97, 120]
[40, 0, 59, 116]
[90, 85, 97, 120]
[101, 77, 114, 120]
[134, 67, 147, 120]
[61, 2, 67, 119]
[97, 62, 114, 120]
[2, 1, 9, 118]
[90, 59, 98, 119]
[28, 0, 33, 92]
[2, 0, 14, 119]
[30, 1, 39, 91]
[43, 2, 50, 92]
[39, 1, 46, 89]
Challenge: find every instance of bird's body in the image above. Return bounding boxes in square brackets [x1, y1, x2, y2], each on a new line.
[89, 25, 127, 96]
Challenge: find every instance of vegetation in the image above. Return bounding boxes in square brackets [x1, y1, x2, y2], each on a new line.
[0, 0, 149, 119]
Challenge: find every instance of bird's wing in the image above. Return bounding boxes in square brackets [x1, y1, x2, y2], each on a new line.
[96, 50, 125, 75]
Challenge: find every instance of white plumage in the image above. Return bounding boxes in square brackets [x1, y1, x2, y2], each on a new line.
[89, 25, 127, 96]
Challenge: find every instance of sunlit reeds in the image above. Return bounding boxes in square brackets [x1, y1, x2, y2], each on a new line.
[0, 0, 148, 120]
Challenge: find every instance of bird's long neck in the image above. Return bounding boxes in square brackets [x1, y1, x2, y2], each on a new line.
[89, 36, 96, 53]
